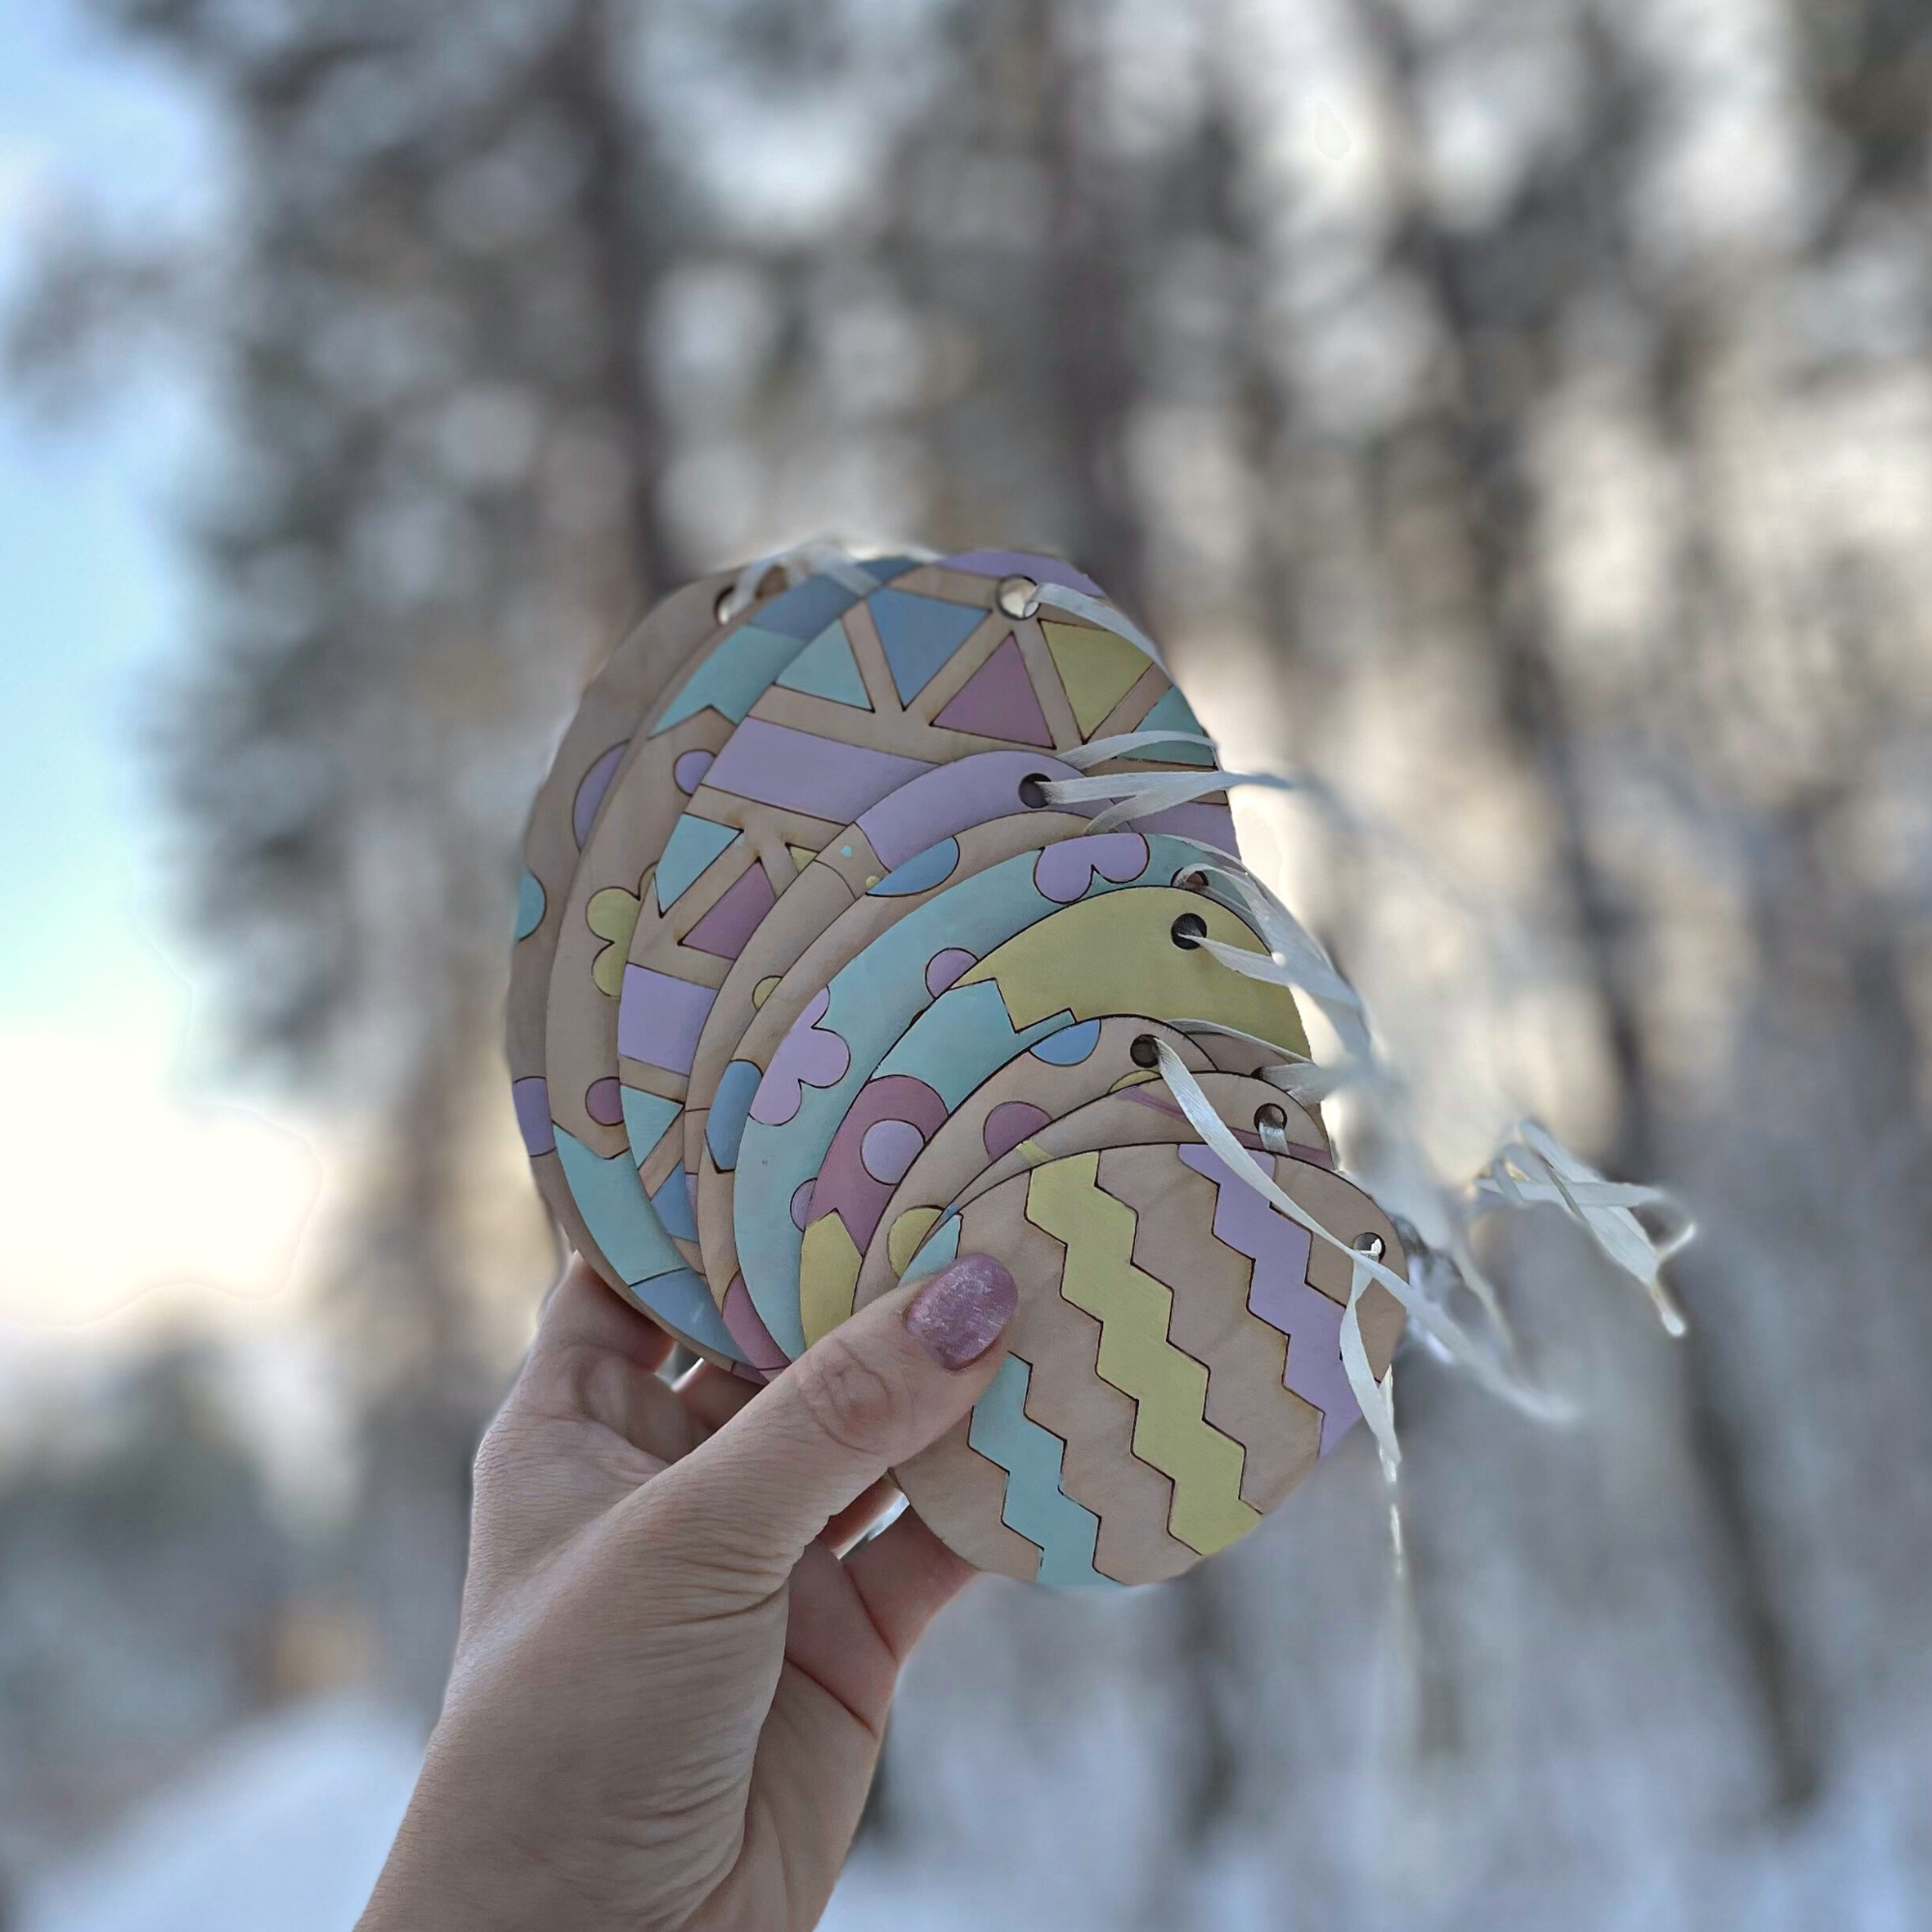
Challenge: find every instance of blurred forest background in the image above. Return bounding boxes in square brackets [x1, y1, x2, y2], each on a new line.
[5, 0, 1932, 1924]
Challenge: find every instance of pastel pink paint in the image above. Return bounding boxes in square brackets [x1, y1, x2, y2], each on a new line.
[753, 987, 851, 1127]
[932, 635, 1054, 748]
[982, 1100, 1051, 1162]
[811, 1076, 950, 1252]
[681, 861, 777, 960]
[1034, 832, 1151, 903]
[925, 948, 976, 996]
[724, 1276, 789, 1372]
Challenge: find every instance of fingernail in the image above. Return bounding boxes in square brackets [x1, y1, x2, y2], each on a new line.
[904, 1254, 1017, 1370]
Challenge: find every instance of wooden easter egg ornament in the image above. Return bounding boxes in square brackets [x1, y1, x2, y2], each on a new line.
[732, 836, 1304, 1360]
[870, 1144, 1407, 1586]
[542, 558, 920, 1362]
[614, 552, 1228, 1295]
[950, 1070, 1332, 1215]
[791, 875, 1311, 1351]
[508, 564, 752, 1279]
[689, 802, 1094, 1364]
[859, 1025, 1328, 1312]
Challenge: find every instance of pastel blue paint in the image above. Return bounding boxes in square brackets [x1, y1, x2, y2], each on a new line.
[554, 1124, 747, 1362]
[901, 1212, 961, 1283]
[733, 833, 1219, 1355]
[655, 815, 738, 911]
[648, 559, 917, 732]
[514, 868, 545, 941]
[541, 563, 928, 1370]
[867, 588, 987, 705]
[633, 1266, 745, 1361]
[874, 980, 1073, 1108]
[969, 1355, 1115, 1587]
[758, 573, 866, 640]
[619, 1085, 682, 1166]
[706, 1058, 763, 1171]
[1031, 1016, 1104, 1065]
[1137, 685, 1218, 765]
[870, 837, 959, 896]
[775, 621, 871, 708]
[653, 625, 806, 731]
[650, 1166, 698, 1242]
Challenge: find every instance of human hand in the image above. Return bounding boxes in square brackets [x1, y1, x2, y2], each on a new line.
[357, 1249, 1016, 1932]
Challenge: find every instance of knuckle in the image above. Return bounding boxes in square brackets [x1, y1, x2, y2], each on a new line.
[469, 1416, 518, 1503]
[631, 1472, 712, 1555]
[793, 1334, 906, 1458]
[470, 1411, 509, 1484]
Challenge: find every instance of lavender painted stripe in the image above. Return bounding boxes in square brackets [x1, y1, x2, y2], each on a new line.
[1179, 1143, 1359, 1456]
[616, 964, 717, 1077]
[1140, 802, 1237, 849]
[572, 743, 627, 848]
[702, 718, 932, 822]
[513, 1077, 554, 1157]
[941, 551, 1105, 597]
[857, 751, 1079, 871]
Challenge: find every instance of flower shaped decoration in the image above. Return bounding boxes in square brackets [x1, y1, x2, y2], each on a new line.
[587, 871, 649, 999]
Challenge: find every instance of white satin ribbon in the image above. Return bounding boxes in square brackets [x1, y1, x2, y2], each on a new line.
[1152, 1041, 1576, 1450]
[1056, 729, 1222, 768]
[1474, 1123, 1694, 1337]
[1178, 852, 1693, 1328]
[1032, 582, 1169, 668]
[718, 536, 931, 618]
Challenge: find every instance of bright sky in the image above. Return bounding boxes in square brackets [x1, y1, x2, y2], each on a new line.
[0, 0, 326, 1351]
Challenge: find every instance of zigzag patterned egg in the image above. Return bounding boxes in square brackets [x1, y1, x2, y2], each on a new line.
[886, 1142, 1407, 1586]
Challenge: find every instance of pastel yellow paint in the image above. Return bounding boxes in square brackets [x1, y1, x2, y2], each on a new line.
[799, 1211, 866, 1345]
[752, 976, 781, 1010]
[956, 890, 1307, 1060]
[1026, 1151, 1261, 1556]
[1040, 621, 1149, 735]
[1107, 1069, 1161, 1093]
[888, 1206, 943, 1277]
[586, 884, 643, 999]
[787, 844, 819, 870]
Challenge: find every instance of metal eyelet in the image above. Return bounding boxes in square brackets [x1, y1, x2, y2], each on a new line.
[1254, 1103, 1290, 1152]
[1171, 912, 1208, 950]
[1352, 1232, 1386, 1261]
[1130, 1034, 1159, 1068]
[997, 575, 1042, 618]
[1018, 773, 1051, 809]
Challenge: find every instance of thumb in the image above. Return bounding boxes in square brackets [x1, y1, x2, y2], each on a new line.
[640, 1255, 1016, 1598]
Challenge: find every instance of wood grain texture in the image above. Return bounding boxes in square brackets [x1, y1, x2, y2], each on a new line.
[890, 1142, 1409, 1586]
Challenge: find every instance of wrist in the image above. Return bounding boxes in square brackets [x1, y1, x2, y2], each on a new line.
[357, 1726, 564, 1932]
